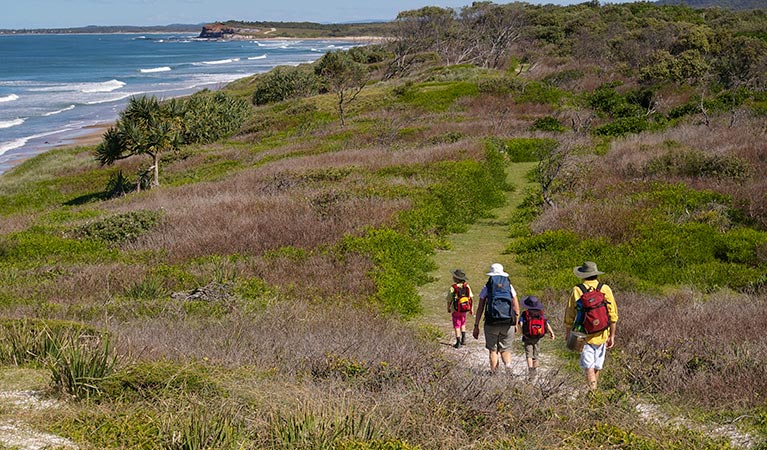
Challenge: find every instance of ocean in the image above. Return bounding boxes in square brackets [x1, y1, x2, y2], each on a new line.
[0, 33, 358, 174]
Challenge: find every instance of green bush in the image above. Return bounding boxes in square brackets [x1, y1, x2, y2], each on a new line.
[75, 210, 162, 245]
[181, 90, 253, 143]
[477, 76, 525, 95]
[644, 150, 751, 180]
[53, 408, 164, 448]
[530, 116, 567, 132]
[494, 137, 559, 162]
[593, 116, 651, 136]
[515, 81, 566, 105]
[98, 360, 223, 402]
[396, 81, 479, 112]
[252, 65, 321, 106]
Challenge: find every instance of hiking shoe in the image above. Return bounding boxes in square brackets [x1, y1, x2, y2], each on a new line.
[527, 368, 537, 381]
[453, 341, 461, 349]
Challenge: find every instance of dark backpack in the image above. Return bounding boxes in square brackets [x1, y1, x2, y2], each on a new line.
[522, 309, 547, 338]
[577, 283, 610, 334]
[485, 275, 515, 324]
[452, 283, 473, 313]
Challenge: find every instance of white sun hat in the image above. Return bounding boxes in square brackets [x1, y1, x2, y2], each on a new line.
[486, 263, 509, 277]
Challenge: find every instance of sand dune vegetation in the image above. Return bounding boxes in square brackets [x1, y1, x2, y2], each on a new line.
[1, 1, 766, 448]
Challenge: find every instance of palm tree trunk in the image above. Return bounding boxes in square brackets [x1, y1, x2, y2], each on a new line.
[152, 153, 160, 187]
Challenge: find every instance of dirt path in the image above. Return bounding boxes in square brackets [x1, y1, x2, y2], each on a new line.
[417, 162, 548, 379]
[415, 161, 758, 448]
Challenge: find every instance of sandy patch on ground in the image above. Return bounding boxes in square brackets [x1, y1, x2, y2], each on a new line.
[0, 390, 78, 450]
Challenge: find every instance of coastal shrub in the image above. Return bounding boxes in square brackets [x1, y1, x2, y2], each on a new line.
[52, 408, 164, 448]
[396, 81, 479, 112]
[586, 84, 643, 118]
[644, 149, 751, 180]
[341, 228, 433, 318]
[496, 137, 559, 162]
[0, 229, 111, 265]
[477, 75, 524, 95]
[181, 90, 253, 143]
[593, 116, 651, 136]
[348, 45, 390, 64]
[251, 65, 321, 106]
[515, 81, 566, 105]
[530, 116, 566, 132]
[75, 209, 162, 245]
[542, 68, 585, 87]
[97, 361, 223, 402]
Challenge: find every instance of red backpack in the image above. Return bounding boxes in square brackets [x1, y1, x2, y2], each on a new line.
[578, 283, 610, 334]
[452, 283, 473, 313]
[522, 309, 547, 338]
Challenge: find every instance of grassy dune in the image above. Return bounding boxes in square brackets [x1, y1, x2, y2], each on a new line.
[1, 2, 767, 448]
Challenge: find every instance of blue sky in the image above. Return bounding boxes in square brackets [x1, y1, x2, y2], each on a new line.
[2, 0, 635, 29]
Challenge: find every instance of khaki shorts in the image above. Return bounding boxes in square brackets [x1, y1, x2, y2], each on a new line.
[523, 338, 540, 360]
[484, 322, 514, 352]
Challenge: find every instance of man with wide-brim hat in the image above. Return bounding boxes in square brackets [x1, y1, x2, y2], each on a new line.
[564, 261, 618, 391]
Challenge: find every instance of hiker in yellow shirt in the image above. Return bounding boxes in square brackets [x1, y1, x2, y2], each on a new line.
[564, 261, 618, 391]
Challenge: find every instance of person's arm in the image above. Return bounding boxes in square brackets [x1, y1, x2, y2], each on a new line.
[604, 284, 618, 349]
[606, 322, 617, 349]
[564, 286, 579, 340]
[468, 285, 475, 315]
[473, 289, 486, 339]
[511, 295, 520, 333]
[446, 286, 454, 314]
[547, 319, 555, 340]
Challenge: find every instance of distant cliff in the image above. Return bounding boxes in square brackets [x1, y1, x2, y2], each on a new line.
[197, 23, 237, 39]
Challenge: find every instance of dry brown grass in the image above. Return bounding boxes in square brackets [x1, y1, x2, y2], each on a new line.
[614, 290, 767, 408]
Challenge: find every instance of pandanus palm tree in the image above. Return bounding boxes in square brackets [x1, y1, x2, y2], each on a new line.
[96, 96, 184, 189]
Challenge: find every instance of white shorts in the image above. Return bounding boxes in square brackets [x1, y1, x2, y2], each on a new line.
[580, 343, 606, 370]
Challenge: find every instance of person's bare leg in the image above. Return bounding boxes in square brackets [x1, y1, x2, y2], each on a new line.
[489, 351, 499, 372]
[501, 351, 512, 373]
[586, 368, 598, 390]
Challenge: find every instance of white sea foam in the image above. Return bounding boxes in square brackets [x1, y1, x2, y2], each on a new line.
[43, 105, 75, 116]
[84, 92, 133, 105]
[197, 58, 240, 65]
[140, 66, 172, 73]
[0, 118, 25, 129]
[29, 79, 126, 94]
[0, 126, 76, 156]
[0, 94, 19, 103]
[81, 79, 126, 93]
[0, 138, 28, 155]
[248, 54, 267, 60]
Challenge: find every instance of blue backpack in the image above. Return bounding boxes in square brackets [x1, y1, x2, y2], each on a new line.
[485, 275, 515, 325]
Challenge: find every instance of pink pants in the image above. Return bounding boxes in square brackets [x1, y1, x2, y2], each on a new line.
[452, 311, 467, 329]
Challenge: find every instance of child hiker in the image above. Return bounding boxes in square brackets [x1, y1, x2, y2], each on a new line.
[447, 269, 474, 348]
[519, 295, 555, 380]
